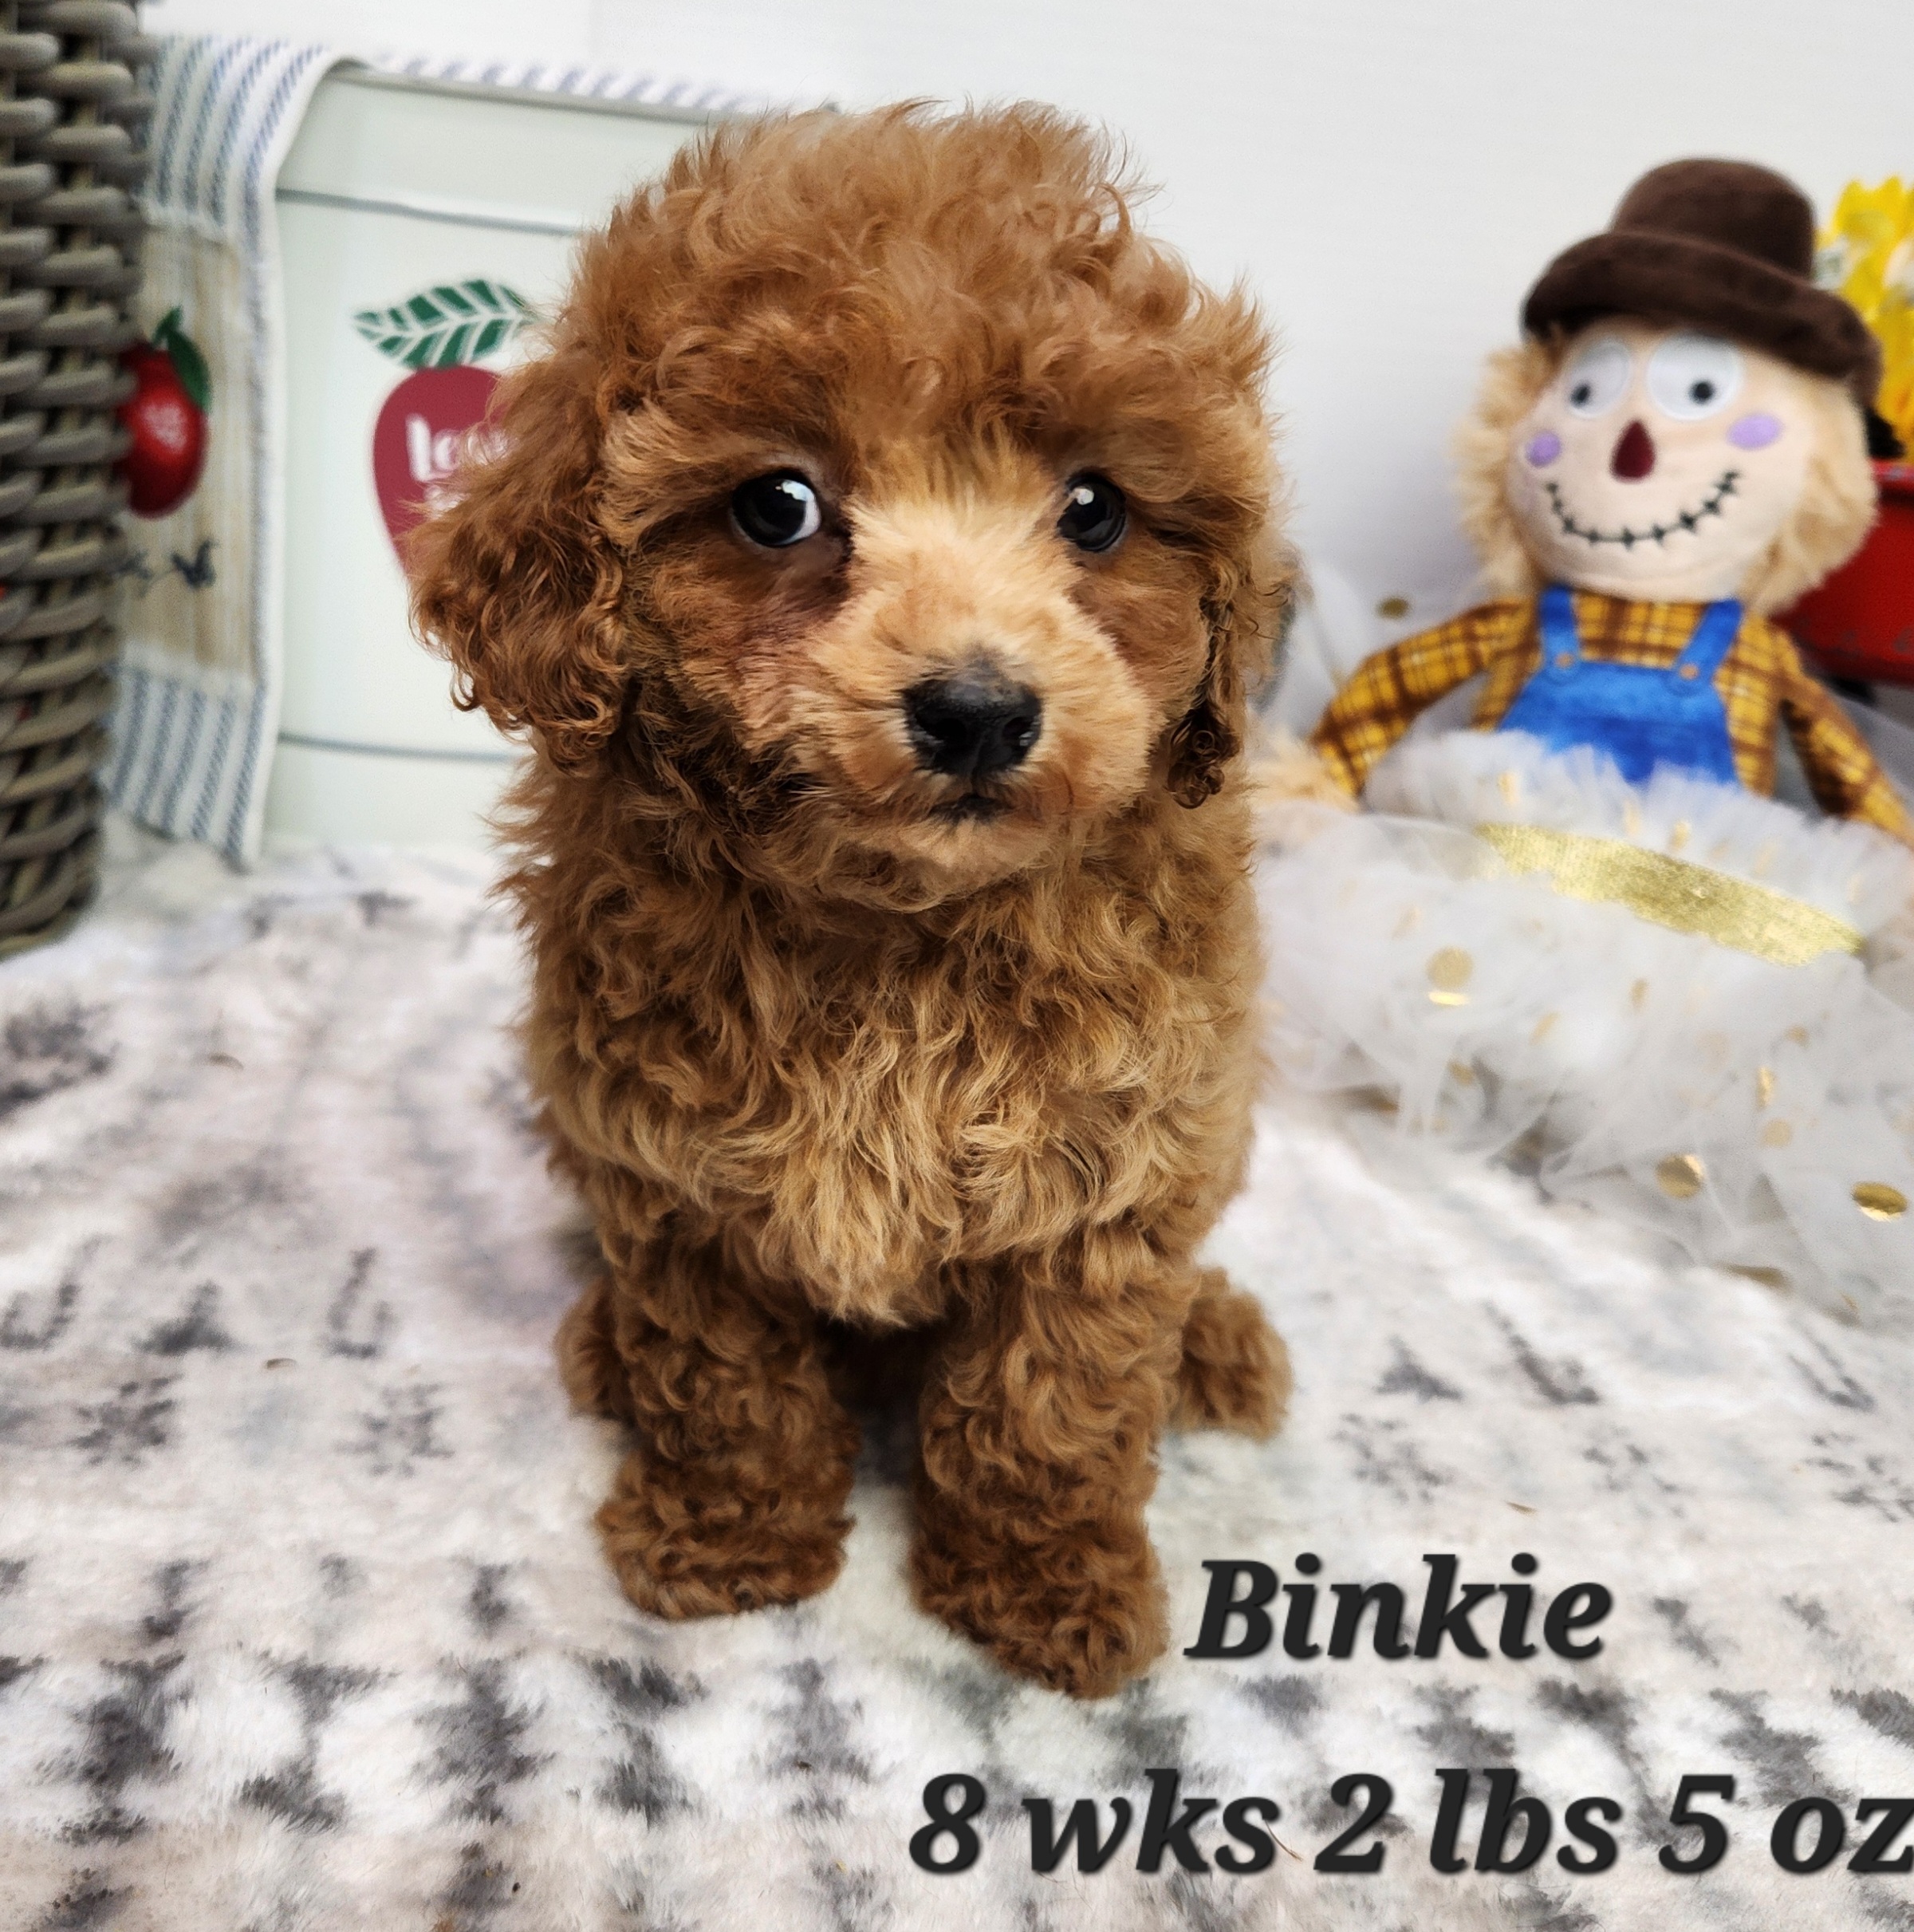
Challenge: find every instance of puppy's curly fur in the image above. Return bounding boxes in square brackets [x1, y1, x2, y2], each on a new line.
[411, 103, 1292, 1697]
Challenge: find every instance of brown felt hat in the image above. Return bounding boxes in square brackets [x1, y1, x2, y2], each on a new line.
[1522, 158, 1881, 404]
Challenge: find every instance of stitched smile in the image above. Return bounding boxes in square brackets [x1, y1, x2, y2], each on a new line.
[1544, 471, 1742, 550]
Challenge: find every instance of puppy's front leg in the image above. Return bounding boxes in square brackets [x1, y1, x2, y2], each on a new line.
[591, 1231, 859, 1619]
[911, 1239, 1186, 1697]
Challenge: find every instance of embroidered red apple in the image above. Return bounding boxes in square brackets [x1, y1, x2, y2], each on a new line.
[118, 308, 211, 518]
[371, 363, 499, 562]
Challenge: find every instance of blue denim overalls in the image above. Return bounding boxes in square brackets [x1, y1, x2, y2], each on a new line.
[1499, 582, 1743, 787]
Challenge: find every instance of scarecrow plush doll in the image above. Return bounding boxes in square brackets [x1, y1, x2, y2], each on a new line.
[1265, 159, 1914, 1319]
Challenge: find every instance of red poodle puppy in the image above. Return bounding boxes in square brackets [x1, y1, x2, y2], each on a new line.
[411, 103, 1290, 1697]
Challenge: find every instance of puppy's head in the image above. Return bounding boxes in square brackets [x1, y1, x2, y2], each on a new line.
[412, 104, 1285, 900]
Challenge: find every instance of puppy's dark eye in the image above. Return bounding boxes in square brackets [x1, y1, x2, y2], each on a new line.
[1057, 474, 1126, 554]
[731, 471, 822, 548]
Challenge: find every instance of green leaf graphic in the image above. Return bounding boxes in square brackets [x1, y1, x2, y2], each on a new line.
[352, 280, 539, 369]
[154, 310, 211, 412]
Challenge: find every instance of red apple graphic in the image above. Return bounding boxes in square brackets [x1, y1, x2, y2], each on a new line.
[118, 308, 211, 518]
[372, 363, 499, 565]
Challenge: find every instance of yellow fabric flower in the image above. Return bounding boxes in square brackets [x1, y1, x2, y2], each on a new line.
[1819, 177, 1914, 448]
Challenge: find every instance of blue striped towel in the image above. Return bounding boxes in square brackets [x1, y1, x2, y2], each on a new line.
[109, 37, 342, 864]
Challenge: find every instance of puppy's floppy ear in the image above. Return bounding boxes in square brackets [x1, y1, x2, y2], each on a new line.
[1166, 521, 1296, 809]
[409, 349, 630, 774]
[1164, 627, 1239, 811]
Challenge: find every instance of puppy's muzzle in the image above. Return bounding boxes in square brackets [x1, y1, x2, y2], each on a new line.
[904, 671, 1042, 783]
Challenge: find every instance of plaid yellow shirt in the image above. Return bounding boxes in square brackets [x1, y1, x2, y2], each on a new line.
[1310, 589, 1914, 842]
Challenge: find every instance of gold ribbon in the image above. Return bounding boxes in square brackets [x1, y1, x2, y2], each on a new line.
[1473, 822, 1863, 967]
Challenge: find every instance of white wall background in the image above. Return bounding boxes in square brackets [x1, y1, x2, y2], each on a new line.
[150, 0, 1914, 616]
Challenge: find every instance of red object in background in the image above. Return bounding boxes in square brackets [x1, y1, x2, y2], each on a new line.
[118, 310, 211, 518]
[1784, 461, 1914, 684]
[371, 362, 499, 563]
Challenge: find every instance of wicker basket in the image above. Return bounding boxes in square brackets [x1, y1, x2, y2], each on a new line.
[0, 0, 151, 960]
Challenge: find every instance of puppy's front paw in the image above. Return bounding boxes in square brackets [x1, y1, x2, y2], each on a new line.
[911, 1525, 1168, 1698]
[597, 1452, 851, 1619]
[1170, 1271, 1290, 1438]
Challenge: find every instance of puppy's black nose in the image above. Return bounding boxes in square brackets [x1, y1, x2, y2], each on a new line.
[904, 674, 1042, 781]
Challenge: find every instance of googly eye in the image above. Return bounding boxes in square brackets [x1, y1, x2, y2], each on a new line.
[1562, 338, 1632, 419]
[1646, 333, 1744, 420]
[731, 471, 823, 547]
[1057, 473, 1127, 553]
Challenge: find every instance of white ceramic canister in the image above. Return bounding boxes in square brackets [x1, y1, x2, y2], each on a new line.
[268, 69, 704, 846]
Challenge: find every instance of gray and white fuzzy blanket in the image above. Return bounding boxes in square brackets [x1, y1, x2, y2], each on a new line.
[2, 823, 1912, 1932]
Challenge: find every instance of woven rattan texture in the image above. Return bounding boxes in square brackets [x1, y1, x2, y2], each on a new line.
[0, 0, 150, 958]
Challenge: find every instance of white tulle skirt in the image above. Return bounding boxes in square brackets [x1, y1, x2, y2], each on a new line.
[1259, 730, 1914, 1325]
